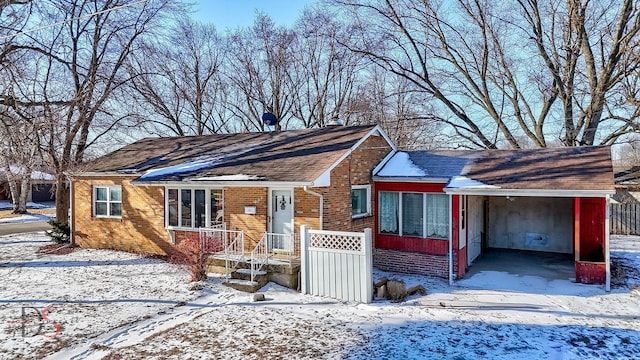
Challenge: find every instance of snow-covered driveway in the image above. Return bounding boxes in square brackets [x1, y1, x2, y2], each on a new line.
[1, 232, 639, 359]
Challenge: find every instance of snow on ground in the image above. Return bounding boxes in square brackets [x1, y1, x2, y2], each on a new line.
[0, 201, 53, 211]
[1, 233, 639, 360]
[0, 213, 54, 224]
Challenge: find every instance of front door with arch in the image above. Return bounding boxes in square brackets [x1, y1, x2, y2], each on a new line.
[269, 189, 293, 251]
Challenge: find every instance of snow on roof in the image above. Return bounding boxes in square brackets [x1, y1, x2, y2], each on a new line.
[3, 166, 55, 181]
[446, 175, 499, 189]
[192, 174, 261, 181]
[376, 152, 426, 177]
[138, 155, 223, 181]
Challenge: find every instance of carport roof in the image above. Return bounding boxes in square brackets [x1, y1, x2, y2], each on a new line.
[375, 146, 615, 196]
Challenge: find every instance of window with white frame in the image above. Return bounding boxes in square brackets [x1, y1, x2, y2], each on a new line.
[93, 185, 122, 218]
[379, 191, 449, 239]
[351, 185, 371, 218]
[166, 188, 223, 228]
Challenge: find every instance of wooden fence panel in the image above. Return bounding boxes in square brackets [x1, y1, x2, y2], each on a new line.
[610, 203, 640, 235]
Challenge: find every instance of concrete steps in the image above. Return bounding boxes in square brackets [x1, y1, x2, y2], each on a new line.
[206, 255, 300, 292]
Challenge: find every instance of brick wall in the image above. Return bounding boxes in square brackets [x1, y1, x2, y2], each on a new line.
[374, 248, 449, 279]
[224, 187, 267, 251]
[72, 177, 172, 255]
[317, 134, 392, 232]
[294, 188, 321, 231]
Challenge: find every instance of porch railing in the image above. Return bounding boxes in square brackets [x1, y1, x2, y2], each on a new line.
[250, 233, 269, 283]
[199, 226, 244, 281]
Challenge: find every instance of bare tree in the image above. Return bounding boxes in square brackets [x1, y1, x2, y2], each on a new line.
[289, 7, 362, 128]
[127, 17, 229, 136]
[225, 13, 298, 131]
[333, 0, 640, 148]
[6, 0, 180, 222]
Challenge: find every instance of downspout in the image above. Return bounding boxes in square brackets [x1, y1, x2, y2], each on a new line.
[68, 175, 74, 245]
[303, 186, 323, 230]
[448, 194, 453, 285]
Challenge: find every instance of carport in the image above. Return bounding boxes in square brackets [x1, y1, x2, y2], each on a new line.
[446, 147, 615, 290]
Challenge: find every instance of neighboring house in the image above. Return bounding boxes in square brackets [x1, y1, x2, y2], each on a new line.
[69, 125, 395, 256]
[0, 167, 56, 202]
[373, 147, 615, 289]
[612, 166, 640, 203]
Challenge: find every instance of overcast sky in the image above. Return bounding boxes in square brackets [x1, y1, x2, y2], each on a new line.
[191, 0, 316, 30]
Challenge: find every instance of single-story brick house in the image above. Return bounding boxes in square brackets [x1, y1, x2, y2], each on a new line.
[69, 125, 395, 256]
[372, 147, 615, 290]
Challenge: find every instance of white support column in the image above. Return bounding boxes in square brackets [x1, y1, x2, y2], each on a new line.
[364, 228, 373, 304]
[300, 225, 309, 295]
[448, 195, 453, 285]
[605, 195, 611, 292]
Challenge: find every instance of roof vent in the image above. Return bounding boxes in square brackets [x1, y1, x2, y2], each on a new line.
[326, 117, 344, 127]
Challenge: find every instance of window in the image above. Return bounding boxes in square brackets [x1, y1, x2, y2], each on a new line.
[166, 188, 223, 228]
[402, 193, 423, 237]
[378, 191, 449, 239]
[351, 185, 371, 218]
[93, 185, 122, 218]
[379, 191, 399, 235]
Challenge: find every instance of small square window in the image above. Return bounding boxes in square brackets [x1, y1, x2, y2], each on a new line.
[93, 185, 122, 218]
[351, 185, 371, 218]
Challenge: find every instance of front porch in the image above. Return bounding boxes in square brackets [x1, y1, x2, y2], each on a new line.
[171, 227, 301, 292]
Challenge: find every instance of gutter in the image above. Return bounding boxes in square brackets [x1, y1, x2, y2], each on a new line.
[303, 186, 323, 230]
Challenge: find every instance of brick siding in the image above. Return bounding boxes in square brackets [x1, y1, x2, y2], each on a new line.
[72, 176, 172, 255]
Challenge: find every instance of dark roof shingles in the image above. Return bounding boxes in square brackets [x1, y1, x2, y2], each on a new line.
[85, 126, 378, 183]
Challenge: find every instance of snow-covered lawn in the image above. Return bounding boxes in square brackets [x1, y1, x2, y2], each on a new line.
[0, 201, 56, 224]
[1, 233, 639, 360]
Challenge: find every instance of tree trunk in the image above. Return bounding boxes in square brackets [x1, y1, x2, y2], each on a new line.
[14, 176, 30, 214]
[54, 174, 69, 223]
[1, 159, 20, 212]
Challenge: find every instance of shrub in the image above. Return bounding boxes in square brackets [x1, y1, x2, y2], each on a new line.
[168, 235, 207, 283]
[46, 220, 70, 244]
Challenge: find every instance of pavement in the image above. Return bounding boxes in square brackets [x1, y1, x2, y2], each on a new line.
[0, 221, 51, 236]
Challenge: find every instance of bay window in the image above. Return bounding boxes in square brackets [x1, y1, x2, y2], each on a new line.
[379, 191, 449, 239]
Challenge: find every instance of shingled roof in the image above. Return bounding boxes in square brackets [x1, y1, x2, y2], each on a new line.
[80, 125, 387, 185]
[375, 146, 614, 195]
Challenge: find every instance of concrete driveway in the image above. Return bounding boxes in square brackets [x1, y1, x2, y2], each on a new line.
[0, 221, 51, 236]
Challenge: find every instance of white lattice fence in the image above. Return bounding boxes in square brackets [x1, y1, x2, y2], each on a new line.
[300, 226, 373, 303]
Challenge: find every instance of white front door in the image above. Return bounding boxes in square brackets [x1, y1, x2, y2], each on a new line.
[270, 189, 293, 251]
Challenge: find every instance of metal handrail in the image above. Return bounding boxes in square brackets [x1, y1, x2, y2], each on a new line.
[250, 233, 269, 283]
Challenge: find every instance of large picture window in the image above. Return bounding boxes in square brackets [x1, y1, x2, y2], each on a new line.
[166, 188, 223, 228]
[378, 191, 449, 239]
[93, 185, 122, 218]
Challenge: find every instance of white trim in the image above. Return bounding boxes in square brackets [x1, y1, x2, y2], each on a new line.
[444, 188, 615, 198]
[312, 125, 396, 186]
[371, 149, 397, 176]
[351, 184, 372, 218]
